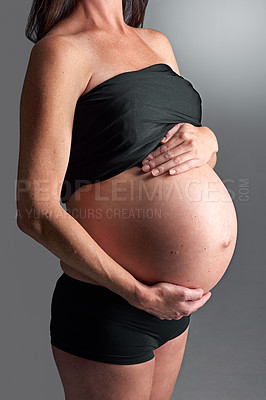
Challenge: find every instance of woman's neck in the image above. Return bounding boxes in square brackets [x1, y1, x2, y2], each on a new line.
[72, 0, 127, 32]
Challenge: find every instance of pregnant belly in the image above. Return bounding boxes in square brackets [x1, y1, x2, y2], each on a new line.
[63, 164, 238, 294]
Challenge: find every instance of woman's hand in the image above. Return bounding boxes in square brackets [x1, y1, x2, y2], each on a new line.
[141, 123, 218, 176]
[132, 281, 212, 320]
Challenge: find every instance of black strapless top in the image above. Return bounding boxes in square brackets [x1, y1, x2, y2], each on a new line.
[60, 63, 202, 203]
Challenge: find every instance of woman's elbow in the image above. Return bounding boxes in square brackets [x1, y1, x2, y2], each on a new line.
[16, 199, 59, 239]
[16, 205, 44, 239]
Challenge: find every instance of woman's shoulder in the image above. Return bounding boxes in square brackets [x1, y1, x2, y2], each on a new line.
[28, 33, 91, 85]
[30, 34, 81, 63]
[133, 27, 180, 74]
[134, 27, 169, 43]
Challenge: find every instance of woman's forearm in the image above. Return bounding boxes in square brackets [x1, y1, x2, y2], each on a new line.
[17, 201, 147, 305]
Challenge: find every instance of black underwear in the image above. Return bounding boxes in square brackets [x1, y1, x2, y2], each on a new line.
[50, 272, 191, 365]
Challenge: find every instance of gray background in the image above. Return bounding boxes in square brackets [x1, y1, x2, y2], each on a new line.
[1, 0, 265, 399]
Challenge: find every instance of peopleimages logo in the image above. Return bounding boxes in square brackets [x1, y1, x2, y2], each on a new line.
[15, 176, 250, 206]
[223, 178, 250, 202]
[66, 208, 162, 219]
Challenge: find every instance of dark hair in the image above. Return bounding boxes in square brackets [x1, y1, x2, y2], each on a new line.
[25, 0, 149, 43]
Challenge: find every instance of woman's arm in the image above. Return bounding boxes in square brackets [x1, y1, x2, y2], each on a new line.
[140, 30, 218, 174]
[17, 37, 211, 320]
[17, 37, 144, 303]
[141, 123, 219, 175]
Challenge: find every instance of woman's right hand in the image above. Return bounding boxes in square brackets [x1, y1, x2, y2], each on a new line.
[132, 281, 212, 320]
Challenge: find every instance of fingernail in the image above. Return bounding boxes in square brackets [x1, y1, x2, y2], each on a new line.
[142, 164, 151, 172]
[142, 159, 149, 164]
[169, 169, 176, 175]
[161, 137, 167, 142]
[152, 168, 160, 175]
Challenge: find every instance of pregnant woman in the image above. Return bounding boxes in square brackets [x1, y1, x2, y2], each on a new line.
[16, 1, 237, 399]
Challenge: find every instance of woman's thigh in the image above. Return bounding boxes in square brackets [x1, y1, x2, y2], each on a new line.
[150, 326, 190, 400]
[49, 273, 190, 399]
[51, 344, 155, 400]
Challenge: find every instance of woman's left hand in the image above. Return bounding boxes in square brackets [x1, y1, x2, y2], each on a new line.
[141, 123, 218, 176]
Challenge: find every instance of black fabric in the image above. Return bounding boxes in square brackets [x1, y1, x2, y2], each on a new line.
[60, 63, 202, 203]
[50, 272, 191, 365]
